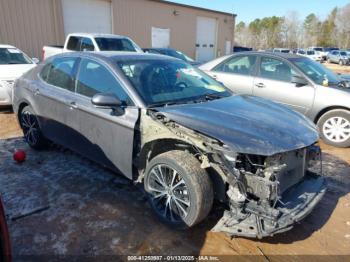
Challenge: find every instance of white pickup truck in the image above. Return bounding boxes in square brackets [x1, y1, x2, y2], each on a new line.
[42, 33, 143, 60]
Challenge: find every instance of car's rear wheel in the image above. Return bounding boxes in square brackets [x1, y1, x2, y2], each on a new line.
[327, 58, 331, 63]
[20, 106, 49, 149]
[144, 150, 213, 228]
[339, 60, 344, 66]
[317, 109, 350, 147]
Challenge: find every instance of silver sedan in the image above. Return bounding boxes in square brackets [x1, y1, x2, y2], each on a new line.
[200, 52, 350, 148]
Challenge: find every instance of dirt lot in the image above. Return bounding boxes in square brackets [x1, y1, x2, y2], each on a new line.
[0, 64, 350, 260]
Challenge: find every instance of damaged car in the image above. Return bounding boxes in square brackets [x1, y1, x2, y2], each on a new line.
[12, 52, 326, 238]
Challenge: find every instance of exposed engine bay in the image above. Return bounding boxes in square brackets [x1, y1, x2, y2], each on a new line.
[139, 109, 326, 238]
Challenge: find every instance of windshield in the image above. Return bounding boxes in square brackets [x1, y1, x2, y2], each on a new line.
[292, 57, 341, 86]
[0, 48, 32, 65]
[117, 59, 231, 106]
[95, 38, 139, 52]
[307, 51, 315, 55]
[340, 52, 347, 56]
[281, 49, 290, 53]
[313, 48, 322, 51]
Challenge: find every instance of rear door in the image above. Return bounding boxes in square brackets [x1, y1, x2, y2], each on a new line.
[37, 56, 81, 147]
[253, 55, 315, 114]
[207, 54, 257, 95]
[72, 58, 139, 178]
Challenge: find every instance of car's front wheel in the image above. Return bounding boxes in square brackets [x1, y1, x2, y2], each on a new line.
[144, 150, 213, 228]
[318, 109, 350, 147]
[339, 60, 345, 66]
[20, 106, 49, 149]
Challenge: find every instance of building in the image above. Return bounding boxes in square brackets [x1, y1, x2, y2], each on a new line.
[0, 0, 236, 62]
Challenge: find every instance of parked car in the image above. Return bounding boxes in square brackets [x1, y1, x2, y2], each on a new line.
[303, 50, 323, 62]
[327, 50, 349, 66]
[324, 47, 340, 57]
[143, 48, 200, 66]
[0, 196, 11, 262]
[308, 47, 327, 61]
[200, 52, 350, 147]
[0, 45, 37, 106]
[12, 52, 326, 238]
[233, 46, 253, 52]
[42, 33, 143, 60]
[273, 48, 290, 53]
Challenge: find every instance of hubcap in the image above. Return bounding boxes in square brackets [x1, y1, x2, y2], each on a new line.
[21, 111, 39, 145]
[147, 164, 190, 222]
[323, 116, 350, 143]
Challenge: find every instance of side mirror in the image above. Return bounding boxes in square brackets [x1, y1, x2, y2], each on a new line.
[32, 58, 39, 64]
[291, 75, 308, 87]
[91, 93, 122, 109]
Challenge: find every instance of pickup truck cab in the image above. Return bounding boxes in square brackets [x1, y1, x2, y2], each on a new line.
[42, 33, 143, 60]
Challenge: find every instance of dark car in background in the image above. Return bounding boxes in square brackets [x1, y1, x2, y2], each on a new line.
[0, 197, 11, 262]
[12, 52, 325, 238]
[142, 48, 201, 66]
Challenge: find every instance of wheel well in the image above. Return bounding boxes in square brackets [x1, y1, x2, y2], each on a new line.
[314, 106, 350, 124]
[17, 102, 29, 122]
[137, 139, 197, 174]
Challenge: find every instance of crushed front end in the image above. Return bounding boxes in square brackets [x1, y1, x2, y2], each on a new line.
[212, 145, 327, 238]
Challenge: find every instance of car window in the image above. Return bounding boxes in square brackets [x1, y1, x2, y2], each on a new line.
[213, 55, 257, 76]
[0, 48, 32, 65]
[66, 36, 82, 51]
[76, 59, 132, 105]
[80, 38, 94, 51]
[259, 57, 296, 82]
[42, 57, 77, 91]
[334, 51, 339, 55]
[94, 38, 138, 52]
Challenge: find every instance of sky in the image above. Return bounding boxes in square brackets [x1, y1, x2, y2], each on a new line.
[168, 0, 349, 23]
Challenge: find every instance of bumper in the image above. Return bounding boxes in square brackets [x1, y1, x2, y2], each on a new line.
[212, 172, 327, 238]
[0, 83, 13, 106]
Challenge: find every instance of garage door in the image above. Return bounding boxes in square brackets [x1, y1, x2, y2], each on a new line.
[196, 17, 217, 62]
[61, 0, 112, 36]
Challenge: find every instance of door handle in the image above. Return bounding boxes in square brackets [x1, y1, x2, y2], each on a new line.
[34, 88, 40, 95]
[69, 101, 78, 109]
[255, 83, 266, 88]
[212, 74, 218, 79]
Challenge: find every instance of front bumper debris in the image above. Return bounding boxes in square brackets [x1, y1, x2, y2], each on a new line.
[212, 172, 326, 238]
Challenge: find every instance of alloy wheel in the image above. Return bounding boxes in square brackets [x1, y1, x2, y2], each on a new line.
[21, 111, 39, 146]
[146, 164, 191, 222]
[323, 116, 350, 143]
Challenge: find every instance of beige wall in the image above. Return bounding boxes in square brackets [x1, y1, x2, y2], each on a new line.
[0, 0, 235, 60]
[112, 0, 235, 59]
[0, 0, 64, 59]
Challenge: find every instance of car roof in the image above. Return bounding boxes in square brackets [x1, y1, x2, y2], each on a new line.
[234, 51, 301, 59]
[0, 44, 16, 49]
[68, 33, 130, 39]
[50, 51, 181, 62]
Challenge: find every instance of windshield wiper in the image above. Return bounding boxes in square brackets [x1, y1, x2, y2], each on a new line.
[203, 93, 224, 101]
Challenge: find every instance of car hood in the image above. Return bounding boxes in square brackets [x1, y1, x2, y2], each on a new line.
[0, 64, 36, 80]
[156, 95, 318, 156]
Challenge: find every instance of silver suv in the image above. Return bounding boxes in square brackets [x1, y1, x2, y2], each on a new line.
[200, 52, 350, 147]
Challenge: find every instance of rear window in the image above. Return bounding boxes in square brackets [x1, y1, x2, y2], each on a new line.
[66, 36, 82, 51]
[95, 38, 138, 52]
[0, 48, 32, 65]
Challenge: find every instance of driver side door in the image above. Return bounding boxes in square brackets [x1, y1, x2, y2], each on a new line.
[253, 56, 315, 114]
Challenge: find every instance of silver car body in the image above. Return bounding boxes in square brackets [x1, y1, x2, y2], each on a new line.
[200, 52, 350, 124]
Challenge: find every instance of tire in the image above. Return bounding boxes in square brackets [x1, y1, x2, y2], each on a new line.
[340, 60, 344, 66]
[317, 109, 350, 148]
[144, 150, 213, 228]
[19, 105, 49, 149]
[327, 58, 331, 64]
